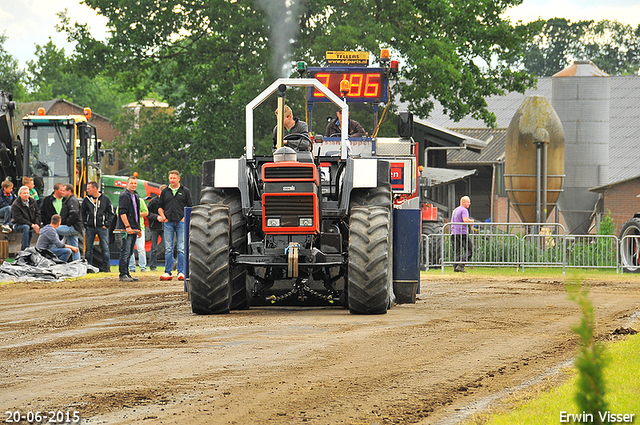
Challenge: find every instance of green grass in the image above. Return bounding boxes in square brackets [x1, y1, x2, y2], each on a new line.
[465, 333, 640, 425]
[421, 266, 640, 281]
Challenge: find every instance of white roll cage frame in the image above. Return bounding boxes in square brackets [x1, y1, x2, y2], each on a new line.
[245, 78, 349, 160]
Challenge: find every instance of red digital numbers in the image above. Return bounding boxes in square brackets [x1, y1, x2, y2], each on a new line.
[313, 72, 381, 99]
[363, 74, 380, 97]
[347, 73, 363, 96]
[314, 73, 331, 97]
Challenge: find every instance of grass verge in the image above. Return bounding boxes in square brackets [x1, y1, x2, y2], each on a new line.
[421, 266, 640, 282]
[464, 333, 640, 424]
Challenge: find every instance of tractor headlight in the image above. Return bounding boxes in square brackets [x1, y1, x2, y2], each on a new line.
[266, 218, 280, 227]
[299, 217, 313, 227]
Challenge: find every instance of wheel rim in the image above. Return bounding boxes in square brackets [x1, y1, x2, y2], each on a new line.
[621, 222, 640, 270]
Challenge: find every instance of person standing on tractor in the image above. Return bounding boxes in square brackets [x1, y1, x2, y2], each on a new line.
[451, 196, 474, 273]
[22, 177, 39, 202]
[146, 185, 166, 272]
[325, 110, 366, 137]
[116, 176, 142, 282]
[158, 170, 192, 281]
[11, 185, 41, 250]
[41, 183, 64, 227]
[57, 184, 83, 261]
[82, 181, 114, 272]
[0, 180, 16, 233]
[272, 105, 310, 150]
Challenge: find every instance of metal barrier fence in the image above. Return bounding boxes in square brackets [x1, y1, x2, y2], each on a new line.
[420, 234, 429, 271]
[565, 235, 619, 271]
[418, 222, 623, 273]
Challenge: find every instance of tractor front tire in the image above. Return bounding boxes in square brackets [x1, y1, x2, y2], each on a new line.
[347, 206, 391, 314]
[188, 204, 233, 314]
[350, 185, 392, 210]
[200, 187, 251, 310]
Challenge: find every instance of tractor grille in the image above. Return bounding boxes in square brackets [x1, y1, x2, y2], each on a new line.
[264, 194, 315, 228]
[264, 166, 315, 181]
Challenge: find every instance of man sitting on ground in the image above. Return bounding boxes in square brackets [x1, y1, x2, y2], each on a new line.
[36, 214, 78, 262]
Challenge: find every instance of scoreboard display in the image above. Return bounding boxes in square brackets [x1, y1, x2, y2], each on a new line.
[307, 67, 389, 103]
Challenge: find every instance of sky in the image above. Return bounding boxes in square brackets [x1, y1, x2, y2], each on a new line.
[0, 0, 109, 67]
[2, 0, 640, 68]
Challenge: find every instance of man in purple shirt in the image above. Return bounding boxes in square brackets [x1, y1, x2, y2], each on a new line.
[450, 196, 473, 272]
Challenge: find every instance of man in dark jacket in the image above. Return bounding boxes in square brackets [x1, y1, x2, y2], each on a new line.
[116, 176, 141, 282]
[11, 185, 41, 250]
[57, 184, 83, 261]
[158, 171, 192, 281]
[0, 180, 16, 233]
[40, 183, 64, 227]
[146, 185, 166, 272]
[325, 110, 367, 138]
[82, 181, 114, 272]
[272, 105, 310, 150]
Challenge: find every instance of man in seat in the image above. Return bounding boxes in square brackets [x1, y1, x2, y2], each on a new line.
[272, 105, 310, 151]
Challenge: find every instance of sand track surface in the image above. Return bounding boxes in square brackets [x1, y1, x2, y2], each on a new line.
[1, 273, 639, 424]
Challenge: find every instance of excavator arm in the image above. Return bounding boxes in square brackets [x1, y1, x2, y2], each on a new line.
[0, 91, 22, 183]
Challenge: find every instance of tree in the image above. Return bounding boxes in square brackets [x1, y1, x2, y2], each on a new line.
[25, 39, 74, 101]
[24, 38, 135, 119]
[113, 108, 190, 181]
[510, 18, 590, 77]
[298, 0, 539, 126]
[61, 0, 539, 175]
[513, 18, 640, 77]
[0, 33, 25, 95]
[583, 20, 640, 75]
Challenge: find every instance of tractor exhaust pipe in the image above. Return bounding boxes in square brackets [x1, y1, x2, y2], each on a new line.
[276, 84, 286, 149]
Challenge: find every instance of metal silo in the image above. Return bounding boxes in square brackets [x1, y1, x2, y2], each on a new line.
[504, 96, 565, 223]
[553, 60, 610, 235]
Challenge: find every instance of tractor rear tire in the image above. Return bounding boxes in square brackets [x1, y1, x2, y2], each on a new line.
[188, 204, 233, 314]
[619, 218, 640, 273]
[200, 187, 251, 310]
[347, 206, 391, 314]
[91, 243, 108, 271]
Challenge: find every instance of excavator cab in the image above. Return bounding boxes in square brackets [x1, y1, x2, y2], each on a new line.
[22, 109, 100, 199]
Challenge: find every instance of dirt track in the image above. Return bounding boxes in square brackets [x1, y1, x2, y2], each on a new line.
[1, 271, 639, 425]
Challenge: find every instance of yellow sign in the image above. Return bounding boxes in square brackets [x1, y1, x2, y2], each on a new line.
[326, 51, 369, 66]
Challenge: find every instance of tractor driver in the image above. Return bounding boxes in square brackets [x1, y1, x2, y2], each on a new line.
[272, 105, 310, 152]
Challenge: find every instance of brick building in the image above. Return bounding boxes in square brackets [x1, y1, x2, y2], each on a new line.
[591, 176, 640, 234]
[16, 99, 119, 143]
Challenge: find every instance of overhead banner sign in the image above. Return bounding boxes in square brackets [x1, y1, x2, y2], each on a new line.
[326, 51, 369, 66]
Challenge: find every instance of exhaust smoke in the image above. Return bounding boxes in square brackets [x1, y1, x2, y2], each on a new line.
[257, 0, 302, 77]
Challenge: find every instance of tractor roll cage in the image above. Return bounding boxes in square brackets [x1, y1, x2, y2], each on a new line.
[246, 78, 349, 160]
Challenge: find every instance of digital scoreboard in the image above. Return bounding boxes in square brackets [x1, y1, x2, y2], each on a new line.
[306, 67, 389, 103]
